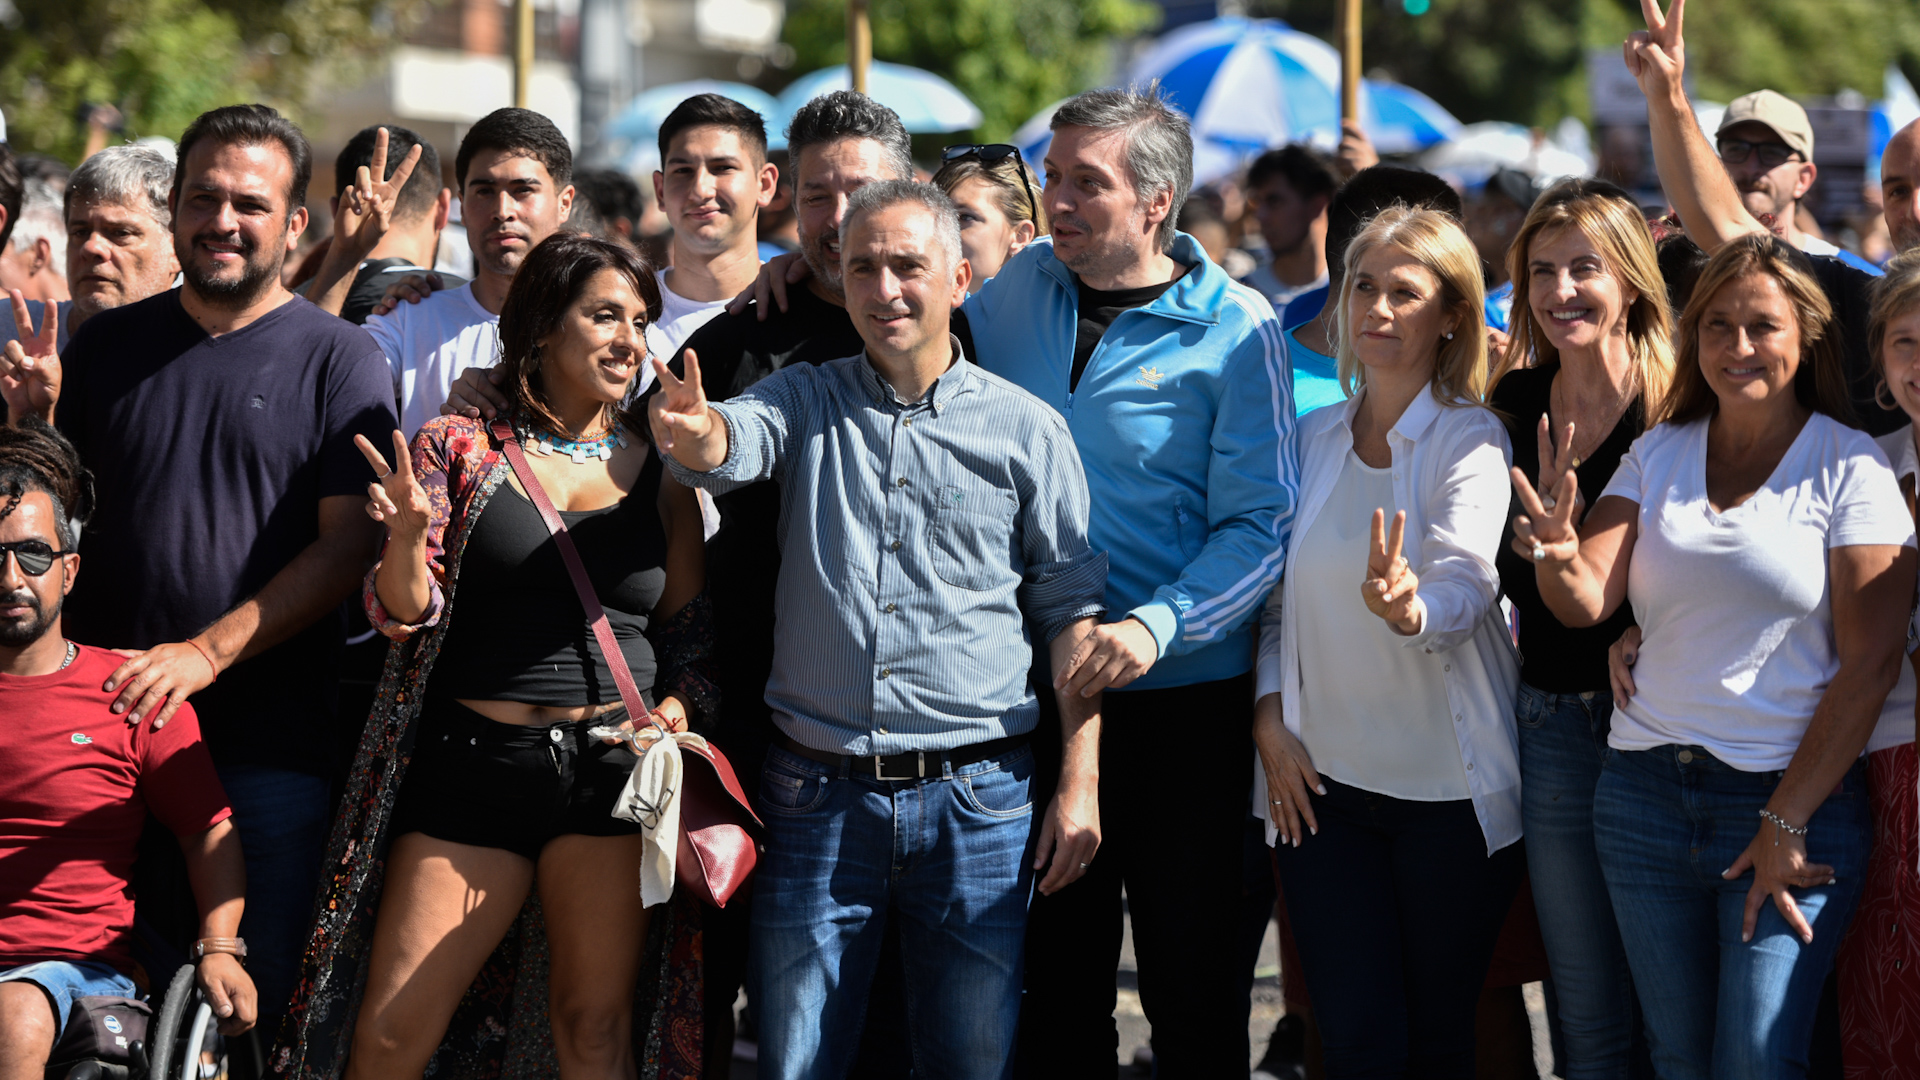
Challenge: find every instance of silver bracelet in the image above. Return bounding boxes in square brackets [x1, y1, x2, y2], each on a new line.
[1759, 808, 1809, 837]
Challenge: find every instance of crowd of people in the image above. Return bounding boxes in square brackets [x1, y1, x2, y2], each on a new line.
[3, 3, 1920, 1080]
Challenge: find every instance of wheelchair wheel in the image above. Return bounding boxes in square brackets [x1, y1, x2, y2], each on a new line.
[146, 965, 222, 1080]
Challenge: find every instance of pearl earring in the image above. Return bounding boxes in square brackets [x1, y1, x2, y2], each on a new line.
[1444, 332, 1454, 340]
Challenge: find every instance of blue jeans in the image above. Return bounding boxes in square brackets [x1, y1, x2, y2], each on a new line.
[1594, 746, 1870, 1080]
[213, 764, 331, 1016]
[749, 743, 1037, 1080]
[0, 960, 137, 1039]
[1273, 777, 1525, 1079]
[1517, 683, 1651, 1080]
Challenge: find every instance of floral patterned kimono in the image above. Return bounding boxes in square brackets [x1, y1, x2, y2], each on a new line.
[273, 413, 715, 1080]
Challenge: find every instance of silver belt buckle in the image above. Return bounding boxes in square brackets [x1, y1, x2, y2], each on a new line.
[872, 751, 926, 781]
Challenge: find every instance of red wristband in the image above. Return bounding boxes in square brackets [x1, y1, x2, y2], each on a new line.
[186, 638, 219, 683]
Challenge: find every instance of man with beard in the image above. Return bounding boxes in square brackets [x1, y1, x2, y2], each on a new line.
[1, 104, 395, 1048]
[359, 108, 574, 435]
[0, 419, 260, 1080]
[1626, 0, 1904, 432]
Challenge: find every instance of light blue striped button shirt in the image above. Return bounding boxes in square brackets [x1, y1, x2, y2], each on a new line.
[664, 343, 1108, 755]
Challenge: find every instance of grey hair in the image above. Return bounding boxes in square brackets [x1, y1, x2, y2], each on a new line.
[64, 145, 174, 231]
[785, 91, 914, 186]
[1050, 84, 1194, 253]
[841, 179, 962, 273]
[9, 179, 65, 266]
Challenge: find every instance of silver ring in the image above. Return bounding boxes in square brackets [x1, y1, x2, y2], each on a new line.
[1541, 495, 1556, 511]
[1531, 544, 1547, 562]
[1078, 862, 1090, 869]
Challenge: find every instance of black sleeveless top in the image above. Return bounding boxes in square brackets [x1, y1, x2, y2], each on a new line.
[433, 449, 669, 706]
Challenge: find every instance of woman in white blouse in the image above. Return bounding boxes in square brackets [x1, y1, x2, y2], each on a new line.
[1253, 206, 1522, 1078]
[1516, 233, 1917, 1078]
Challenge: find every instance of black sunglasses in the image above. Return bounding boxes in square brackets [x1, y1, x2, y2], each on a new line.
[942, 144, 1040, 225]
[0, 539, 66, 576]
[1717, 138, 1803, 169]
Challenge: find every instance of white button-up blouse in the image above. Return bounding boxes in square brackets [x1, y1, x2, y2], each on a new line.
[1253, 387, 1522, 855]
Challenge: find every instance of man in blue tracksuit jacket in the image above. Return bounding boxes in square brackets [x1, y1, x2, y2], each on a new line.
[963, 87, 1299, 1078]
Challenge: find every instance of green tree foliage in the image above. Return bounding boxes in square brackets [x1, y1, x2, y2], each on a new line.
[1256, 0, 1920, 128]
[780, 0, 1162, 141]
[0, 0, 434, 161]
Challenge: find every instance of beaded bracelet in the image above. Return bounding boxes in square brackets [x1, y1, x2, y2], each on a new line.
[1759, 808, 1810, 840]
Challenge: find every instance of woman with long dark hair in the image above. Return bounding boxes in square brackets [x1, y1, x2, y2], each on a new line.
[278, 233, 714, 1080]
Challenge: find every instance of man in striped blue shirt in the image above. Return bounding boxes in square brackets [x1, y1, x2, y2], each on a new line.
[649, 179, 1106, 1080]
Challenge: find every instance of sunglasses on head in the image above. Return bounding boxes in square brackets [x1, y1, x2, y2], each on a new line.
[942, 144, 1040, 225]
[1717, 139, 1803, 169]
[0, 539, 66, 577]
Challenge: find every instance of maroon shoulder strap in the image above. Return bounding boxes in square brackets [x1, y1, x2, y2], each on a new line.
[490, 419, 651, 723]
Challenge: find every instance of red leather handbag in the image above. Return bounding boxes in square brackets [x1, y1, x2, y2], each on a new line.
[492, 419, 762, 907]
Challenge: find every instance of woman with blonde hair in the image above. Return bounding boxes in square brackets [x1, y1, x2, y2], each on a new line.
[1517, 233, 1915, 1077]
[930, 144, 1045, 289]
[1489, 177, 1673, 1079]
[1253, 205, 1522, 1078]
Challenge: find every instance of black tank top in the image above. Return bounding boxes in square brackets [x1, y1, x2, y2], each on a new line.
[433, 450, 668, 706]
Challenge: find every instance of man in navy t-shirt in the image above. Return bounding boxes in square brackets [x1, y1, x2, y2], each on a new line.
[4, 104, 396, 1033]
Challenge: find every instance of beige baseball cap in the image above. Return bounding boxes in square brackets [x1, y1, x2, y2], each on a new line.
[1717, 90, 1814, 160]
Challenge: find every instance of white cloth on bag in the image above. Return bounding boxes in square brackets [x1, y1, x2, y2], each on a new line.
[606, 729, 716, 907]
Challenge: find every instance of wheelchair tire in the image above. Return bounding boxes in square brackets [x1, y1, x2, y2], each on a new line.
[146, 965, 197, 1080]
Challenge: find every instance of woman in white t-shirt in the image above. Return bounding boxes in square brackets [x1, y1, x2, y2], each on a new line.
[1513, 233, 1918, 1078]
[1253, 206, 1522, 1078]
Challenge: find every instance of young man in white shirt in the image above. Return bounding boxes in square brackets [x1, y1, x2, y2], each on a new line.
[344, 108, 576, 436]
[647, 93, 778, 356]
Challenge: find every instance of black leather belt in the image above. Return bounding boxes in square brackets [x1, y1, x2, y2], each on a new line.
[777, 732, 1029, 780]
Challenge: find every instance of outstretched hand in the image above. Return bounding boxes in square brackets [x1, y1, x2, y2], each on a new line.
[1624, 0, 1686, 100]
[1361, 509, 1423, 635]
[0, 289, 61, 423]
[334, 127, 424, 262]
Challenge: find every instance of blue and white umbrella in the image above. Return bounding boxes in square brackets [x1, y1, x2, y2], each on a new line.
[775, 61, 983, 135]
[1115, 16, 1460, 183]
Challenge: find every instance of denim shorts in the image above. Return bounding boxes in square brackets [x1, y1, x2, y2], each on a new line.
[0, 959, 138, 1039]
[392, 698, 646, 860]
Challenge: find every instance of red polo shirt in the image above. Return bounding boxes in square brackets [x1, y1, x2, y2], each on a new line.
[0, 644, 231, 973]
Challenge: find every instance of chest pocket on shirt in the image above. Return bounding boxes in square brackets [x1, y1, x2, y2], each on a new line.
[929, 484, 1015, 591]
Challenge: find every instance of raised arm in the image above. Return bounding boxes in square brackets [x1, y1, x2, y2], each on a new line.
[307, 129, 424, 318]
[1627, 0, 1768, 251]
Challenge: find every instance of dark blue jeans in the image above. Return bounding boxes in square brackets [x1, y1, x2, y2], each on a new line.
[1273, 777, 1525, 1080]
[748, 743, 1037, 1080]
[213, 764, 331, 1016]
[1594, 746, 1870, 1080]
[1517, 683, 1652, 1080]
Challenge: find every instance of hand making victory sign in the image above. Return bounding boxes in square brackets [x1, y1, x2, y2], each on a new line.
[335, 126, 424, 263]
[646, 353, 729, 470]
[1531, 414, 1587, 523]
[1624, 0, 1687, 101]
[0, 289, 61, 424]
[1361, 509, 1424, 635]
